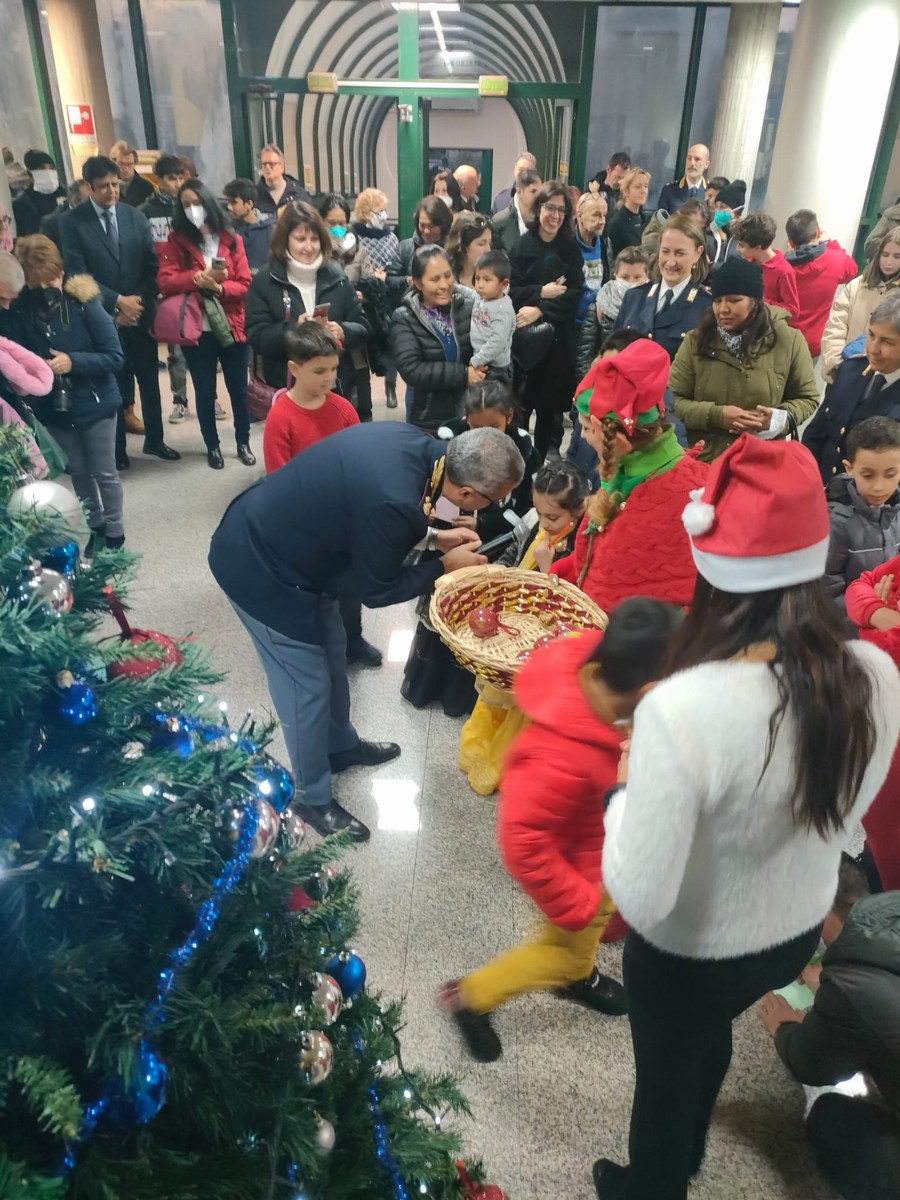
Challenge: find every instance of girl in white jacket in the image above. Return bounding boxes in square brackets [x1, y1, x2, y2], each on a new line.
[821, 230, 900, 381]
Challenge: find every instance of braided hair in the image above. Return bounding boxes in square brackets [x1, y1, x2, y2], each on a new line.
[585, 415, 667, 530]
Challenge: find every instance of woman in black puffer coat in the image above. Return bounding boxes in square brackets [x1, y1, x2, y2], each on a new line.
[389, 245, 482, 431]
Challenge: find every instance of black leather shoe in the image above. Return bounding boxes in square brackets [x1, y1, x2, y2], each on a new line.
[116, 452, 130, 470]
[592, 1159, 628, 1200]
[142, 441, 181, 461]
[293, 798, 370, 842]
[329, 740, 400, 773]
[438, 981, 502, 1062]
[555, 967, 628, 1016]
[346, 636, 383, 668]
[207, 447, 225, 470]
[236, 443, 256, 466]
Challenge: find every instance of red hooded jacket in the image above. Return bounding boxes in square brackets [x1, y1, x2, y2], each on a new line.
[788, 240, 858, 357]
[498, 631, 622, 932]
[157, 229, 251, 342]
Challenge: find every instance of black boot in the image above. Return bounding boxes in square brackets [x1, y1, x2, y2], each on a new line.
[438, 981, 502, 1062]
[385, 383, 398, 409]
[236, 443, 256, 466]
[346, 635, 383, 668]
[207, 446, 225, 470]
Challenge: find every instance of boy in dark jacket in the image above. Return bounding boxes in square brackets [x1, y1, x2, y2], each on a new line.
[223, 178, 275, 275]
[439, 598, 682, 1062]
[785, 208, 858, 358]
[824, 416, 900, 612]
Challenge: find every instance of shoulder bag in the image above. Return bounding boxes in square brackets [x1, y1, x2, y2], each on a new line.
[150, 292, 203, 346]
[246, 288, 293, 421]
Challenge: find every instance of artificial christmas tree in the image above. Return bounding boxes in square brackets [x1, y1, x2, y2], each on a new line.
[0, 423, 483, 1200]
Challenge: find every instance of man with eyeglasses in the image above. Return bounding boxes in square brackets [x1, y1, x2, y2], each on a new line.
[255, 143, 310, 216]
[209, 422, 523, 844]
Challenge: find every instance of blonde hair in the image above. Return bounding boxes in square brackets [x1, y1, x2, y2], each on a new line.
[14, 234, 63, 286]
[354, 188, 389, 224]
[617, 167, 651, 209]
[109, 139, 136, 163]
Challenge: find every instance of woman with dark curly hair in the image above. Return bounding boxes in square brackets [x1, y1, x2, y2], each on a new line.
[444, 212, 493, 288]
[432, 169, 464, 213]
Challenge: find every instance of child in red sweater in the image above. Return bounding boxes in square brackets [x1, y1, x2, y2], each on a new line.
[262, 324, 359, 472]
[784, 208, 857, 358]
[734, 211, 800, 320]
[439, 597, 683, 1062]
[262, 323, 381, 667]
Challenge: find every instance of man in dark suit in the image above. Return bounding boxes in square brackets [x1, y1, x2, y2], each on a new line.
[657, 145, 710, 214]
[60, 155, 179, 466]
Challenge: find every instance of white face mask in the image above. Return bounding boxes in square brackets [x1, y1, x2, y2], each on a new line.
[32, 169, 59, 195]
[370, 209, 388, 229]
[437, 193, 454, 208]
[185, 204, 206, 229]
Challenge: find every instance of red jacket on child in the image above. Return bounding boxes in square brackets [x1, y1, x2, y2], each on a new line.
[760, 250, 800, 320]
[157, 229, 251, 342]
[788, 240, 858, 357]
[498, 630, 621, 932]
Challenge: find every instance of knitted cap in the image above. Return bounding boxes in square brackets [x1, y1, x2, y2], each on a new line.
[710, 257, 763, 301]
[715, 179, 746, 210]
[573, 339, 671, 432]
[681, 436, 829, 593]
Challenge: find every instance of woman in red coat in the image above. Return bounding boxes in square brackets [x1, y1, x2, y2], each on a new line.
[157, 179, 255, 469]
[439, 599, 683, 1063]
[552, 338, 707, 611]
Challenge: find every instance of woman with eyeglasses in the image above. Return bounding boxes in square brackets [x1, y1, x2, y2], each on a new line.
[509, 180, 585, 459]
[445, 212, 493, 288]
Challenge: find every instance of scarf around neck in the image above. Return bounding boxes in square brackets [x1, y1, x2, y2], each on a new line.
[600, 425, 683, 503]
[717, 324, 745, 360]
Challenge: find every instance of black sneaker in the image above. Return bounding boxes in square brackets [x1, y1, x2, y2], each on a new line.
[438, 981, 502, 1062]
[555, 967, 628, 1015]
[346, 635, 383, 668]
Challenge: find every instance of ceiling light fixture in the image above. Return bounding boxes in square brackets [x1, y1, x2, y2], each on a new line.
[391, 3, 461, 13]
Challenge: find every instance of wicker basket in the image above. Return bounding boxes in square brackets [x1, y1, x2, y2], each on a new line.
[429, 565, 608, 692]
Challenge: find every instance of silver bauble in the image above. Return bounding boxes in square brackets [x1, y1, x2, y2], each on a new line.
[8, 561, 73, 618]
[299, 972, 343, 1026]
[6, 479, 85, 535]
[251, 799, 280, 859]
[315, 1116, 336, 1154]
[298, 1030, 333, 1085]
[280, 807, 309, 851]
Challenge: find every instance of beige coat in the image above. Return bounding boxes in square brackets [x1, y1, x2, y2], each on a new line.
[821, 276, 898, 383]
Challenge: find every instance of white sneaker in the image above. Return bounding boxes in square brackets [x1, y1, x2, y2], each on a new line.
[214, 402, 227, 421]
[168, 402, 187, 424]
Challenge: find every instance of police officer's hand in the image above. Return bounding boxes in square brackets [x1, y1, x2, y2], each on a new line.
[441, 546, 488, 573]
[435, 528, 481, 552]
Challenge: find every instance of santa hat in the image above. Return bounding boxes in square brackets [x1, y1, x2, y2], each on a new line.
[573, 339, 670, 433]
[681, 436, 829, 593]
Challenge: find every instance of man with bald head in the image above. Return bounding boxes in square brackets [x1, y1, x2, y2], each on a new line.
[454, 164, 481, 212]
[657, 144, 710, 213]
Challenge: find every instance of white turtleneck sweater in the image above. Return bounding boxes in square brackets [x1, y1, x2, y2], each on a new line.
[285, 253, 322, 316]
[602, 641, 900, 960]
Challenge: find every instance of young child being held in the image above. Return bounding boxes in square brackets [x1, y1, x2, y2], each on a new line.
[825, 415, 900, 612]
[734, 210, 800, 319]
[262, 323, 381, 667]
[443, 597, 683, 1062]
[595, 246, 650, 340]
[469, 249, 516, 379]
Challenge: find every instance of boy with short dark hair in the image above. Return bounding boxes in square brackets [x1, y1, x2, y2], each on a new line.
[223, 178, 275, 274]
[469, 249, 515, 378]
[734, 210, 801, 319]
[825, 415, 900, 610]
[784, 208, 858, 358]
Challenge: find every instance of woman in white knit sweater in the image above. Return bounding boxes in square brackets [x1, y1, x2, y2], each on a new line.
[594, 436, 900, 1200]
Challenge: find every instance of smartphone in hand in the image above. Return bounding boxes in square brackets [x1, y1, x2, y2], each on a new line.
[313, 302, 331, 320]
[212, 256, 227, 270]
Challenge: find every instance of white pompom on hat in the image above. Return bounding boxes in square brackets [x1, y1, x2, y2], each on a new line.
[681, 435, 830, 593]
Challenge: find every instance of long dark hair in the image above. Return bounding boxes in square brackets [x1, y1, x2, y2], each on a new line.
[444, 212, 492, 280]
[432, 170, 463, 213]
[667, 578, 876, 838]
[172, 178, 231, 245]
[694, 299, 774, 362]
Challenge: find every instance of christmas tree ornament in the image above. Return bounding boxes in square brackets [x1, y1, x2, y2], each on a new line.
[298, 1030, 333, 1084]
[297, 972, 343, 1025]
[325, 951, 366, 1000]
[6, 477, 85, 534]
[307, 865, 338, 901]
[8, 560, 72, 618]
[151, 716, 195, 759]
[252, 761, 295, 812]
[287, 885, 317, 913]
[106, 1041, 168, 1127]
[42, 539, 80, 577]
[251, 799, 280, 859]
[104, 587, 184, 681]
[315, 1115, 336, 1154]
[280, 808, 308, 851]
[56, 669, 98, 725]
[456, 1162, 510, 1200]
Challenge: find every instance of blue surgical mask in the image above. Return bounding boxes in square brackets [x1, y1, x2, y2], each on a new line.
[329, 225, 347, 240]
[713, 209, 732, 230]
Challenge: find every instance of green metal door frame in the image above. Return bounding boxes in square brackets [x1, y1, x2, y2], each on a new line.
[126, 0, 158, 149]
[22, 0, 65, 174]
[676, 5, 707, 174]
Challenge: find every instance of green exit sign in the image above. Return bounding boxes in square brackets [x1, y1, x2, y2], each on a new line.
[478, 75, 508, 97]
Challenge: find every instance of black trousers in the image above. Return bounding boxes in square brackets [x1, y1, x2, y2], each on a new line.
[808, 1093, 900, 1200]
[612, 925, 821, 1200]
[116, 325, 163, 451]
[338, 594, 363, 642]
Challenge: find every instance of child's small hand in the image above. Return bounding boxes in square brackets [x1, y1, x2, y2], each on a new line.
[875, 573, 896, 605]
[533, 542, 554, 574]
[452, 515, 477, 531]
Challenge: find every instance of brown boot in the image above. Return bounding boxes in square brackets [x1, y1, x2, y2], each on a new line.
[123, 406, 145, 435]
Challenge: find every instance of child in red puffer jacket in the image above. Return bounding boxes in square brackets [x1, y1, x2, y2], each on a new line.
[439, 597, 683, 1063]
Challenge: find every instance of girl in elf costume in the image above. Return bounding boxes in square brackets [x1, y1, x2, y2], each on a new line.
[458, 460, 589, 796]
[551, 338, 707, 611]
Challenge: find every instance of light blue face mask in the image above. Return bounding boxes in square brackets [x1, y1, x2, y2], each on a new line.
[713, 209, 732, 230]
[329, 225, 347, 240]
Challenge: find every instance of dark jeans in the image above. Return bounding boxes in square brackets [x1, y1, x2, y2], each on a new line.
[610, 926, 821, 1200]
[116, 324, 163, 452]
[182, 334, 250, 450]
[808, 1093, 900, 1200]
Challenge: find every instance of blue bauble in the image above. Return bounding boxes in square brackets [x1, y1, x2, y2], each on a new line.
[151, 717, 195, 758]
[252, 762, 295, 812]
[107, 1041, 168, 1126]
[59, 680, 98, 725]
[325, 951, 366, 1000]
[42, 540, 80, 577]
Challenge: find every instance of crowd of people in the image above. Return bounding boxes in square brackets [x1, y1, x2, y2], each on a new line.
[2, 136, 900, 1200]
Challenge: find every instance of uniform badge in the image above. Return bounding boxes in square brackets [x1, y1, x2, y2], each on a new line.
[687, 288, 698, 303]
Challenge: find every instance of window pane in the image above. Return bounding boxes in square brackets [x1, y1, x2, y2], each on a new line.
[585, 5, 694, 198]
[753, 5, 799, 205]
[0, 0, 52, 166]
[690, 7, 730, 153]
[94, 0, 146, 148]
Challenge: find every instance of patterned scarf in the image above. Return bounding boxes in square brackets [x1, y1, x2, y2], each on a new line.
[717, 324, 745, 360]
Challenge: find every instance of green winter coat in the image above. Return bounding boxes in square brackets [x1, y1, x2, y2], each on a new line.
[670, 304, 820, 462]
